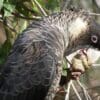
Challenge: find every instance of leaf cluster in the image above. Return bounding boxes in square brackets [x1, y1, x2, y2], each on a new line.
[0, 0, 61, 65]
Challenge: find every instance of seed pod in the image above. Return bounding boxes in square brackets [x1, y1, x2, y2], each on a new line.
[71, 52, 92, 72]
[71, 54, 85, 72]
[80, 53, 92, 70]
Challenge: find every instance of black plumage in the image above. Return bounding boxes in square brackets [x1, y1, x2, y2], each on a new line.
[0, 9, 100, 100]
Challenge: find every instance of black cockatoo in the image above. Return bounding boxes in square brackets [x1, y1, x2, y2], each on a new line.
[0, 9, 100, 100]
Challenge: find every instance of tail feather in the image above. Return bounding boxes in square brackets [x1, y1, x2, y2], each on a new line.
[0, 84, 49, 100]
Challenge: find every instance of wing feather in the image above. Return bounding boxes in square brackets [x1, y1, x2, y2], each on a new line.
[0, 36, 58, 100]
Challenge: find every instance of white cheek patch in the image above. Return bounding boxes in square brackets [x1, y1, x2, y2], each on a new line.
[69, 18, 88, 39]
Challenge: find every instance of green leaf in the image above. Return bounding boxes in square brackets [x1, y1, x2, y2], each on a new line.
[45, 0, 60, 12]
[62, 59, 68, 76]
[19, 20, 27, 33]
[0, 0, 4, 10]
[3, 2, 15, 16]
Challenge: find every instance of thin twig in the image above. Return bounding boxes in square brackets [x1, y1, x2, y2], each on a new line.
[32, 0, 47, 16]
[71, 80, 82, 100]
[76, 80, 92, 100]
[12, 13, 41, 20]
[88, 12, 100, 16]
[3, 6, 41, 20]
[79, 85, 89, 100]
[0, 19, 17, 33]
[64, 80, 71, 100]
[64, 56, 72, 66]
[92, 63, 100, 68]
[70, 86, 100, 98]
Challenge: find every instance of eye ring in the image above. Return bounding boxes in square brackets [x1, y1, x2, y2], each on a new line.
[91, 35, 98, 43]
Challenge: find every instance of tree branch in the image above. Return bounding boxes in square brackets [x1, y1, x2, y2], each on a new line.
[12, 12, 41, 20]
[3, 6, 41, 20]
[0, 18, 17, 33]
[32, 0, 47, 16]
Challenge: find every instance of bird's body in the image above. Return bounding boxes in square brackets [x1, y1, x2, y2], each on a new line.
[0, 9, 100, 100]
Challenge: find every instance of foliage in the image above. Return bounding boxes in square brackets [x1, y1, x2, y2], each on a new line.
[0, 0, 100, 99]
[0, 0, 61, 65]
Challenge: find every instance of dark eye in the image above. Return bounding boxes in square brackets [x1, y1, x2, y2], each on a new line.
[91, 35, 98, 43]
